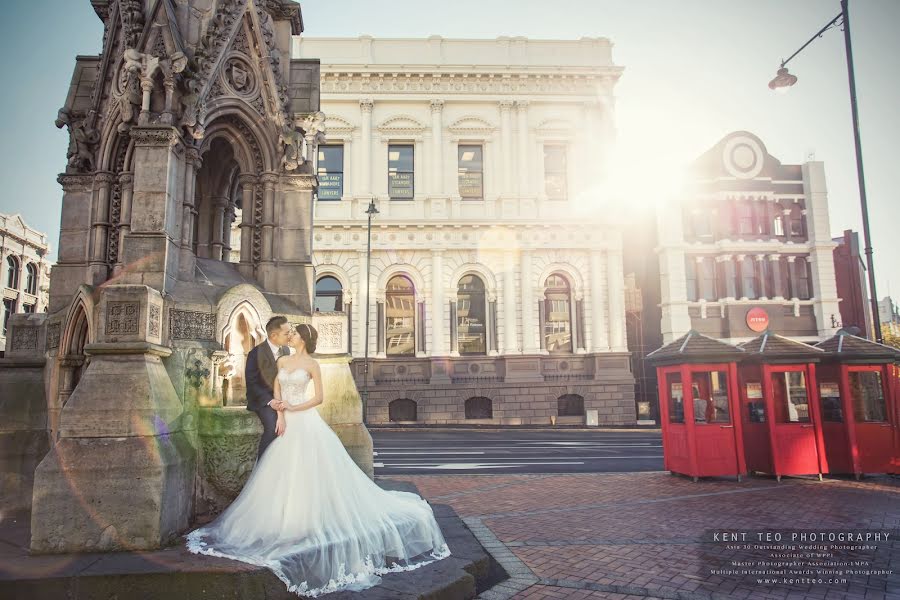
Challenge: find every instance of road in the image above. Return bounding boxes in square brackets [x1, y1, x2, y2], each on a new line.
[370, 428, 663, 475]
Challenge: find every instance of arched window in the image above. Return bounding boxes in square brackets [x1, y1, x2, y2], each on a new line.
[543, 273, 572, 353]
[315, 276, 343, 312]
[385, 275, 415, 356]
[389, 398, 417, 422]
[457, 274, 486, 355]
[25, 263, 38, 295]
[558, 394, 585, 417]
[6, 255, 19, 289]
[465, 396, 493, 419]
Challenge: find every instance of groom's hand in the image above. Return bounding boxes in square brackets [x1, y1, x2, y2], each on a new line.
[268, 399, 285, 411]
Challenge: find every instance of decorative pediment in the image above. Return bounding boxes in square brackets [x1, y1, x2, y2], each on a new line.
[448, 116, 496, 136]
[377, 115, 427, 136]
[535, 118, 575, 137]
[324, 115, 356, 138]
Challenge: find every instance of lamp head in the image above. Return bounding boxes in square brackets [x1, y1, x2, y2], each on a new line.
[365, 199, 379, 216]
[768, 66, 798, 92]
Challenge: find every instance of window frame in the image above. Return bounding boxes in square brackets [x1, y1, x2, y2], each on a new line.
[316, 145, 344, 201]
[543, 144, 568, 201]
[387, 143, 415, 201]
[457, 144, 484, 201]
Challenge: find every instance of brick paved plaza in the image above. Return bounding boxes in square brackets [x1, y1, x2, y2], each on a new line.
[389, 473, 900, 600]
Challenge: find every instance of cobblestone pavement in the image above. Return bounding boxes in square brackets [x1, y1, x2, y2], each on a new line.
[385, 472, 900, 600]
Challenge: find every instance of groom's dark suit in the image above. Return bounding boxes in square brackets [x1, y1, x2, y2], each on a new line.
[246, 340, 289, 458]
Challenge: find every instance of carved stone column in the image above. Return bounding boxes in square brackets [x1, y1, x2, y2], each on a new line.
[359, 99, 373, 196]
[113, 172, 134, 276]
[516, 100, 529, 197]
[211, 196, 228, 261]
[487, 294, 498, 355]
[589, 249, 610, 352]
[607, 249, 626, 351]
[449, 297, 459, 357]
[356, 250, 369, 359]
[499, 100, 514, 196]
[770, 254, 783, 299]
[430, 100, 444, 196]
[430, 249, 445, 356]
[260, 172, 278, 264]
[502, 250, 519, 354]
[90, 171, 115, 279]
[238, 174, 256, 270]
[521, 249, 538, 353]
[376, 300, 385, 357]
[50, 175, 94, 312]
[178, 148, 201, 280]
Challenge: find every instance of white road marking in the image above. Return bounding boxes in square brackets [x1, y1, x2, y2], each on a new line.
[376, 456, 664, 465]
[379, 462, 586, 470]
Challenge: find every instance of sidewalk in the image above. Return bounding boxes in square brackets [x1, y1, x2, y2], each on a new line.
[388, 472, 900, 600]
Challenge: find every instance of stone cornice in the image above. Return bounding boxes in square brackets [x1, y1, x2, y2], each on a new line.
[57, 174, 94, 193]
[129, 126, 183, 147]
[320, 70, 621, 97]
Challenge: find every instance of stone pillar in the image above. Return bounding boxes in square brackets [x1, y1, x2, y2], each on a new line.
[120, 127, 185, 294]
[786, 256, 797, 299]
[607, 249, 626, 351]
[314, 355, 374, 479]
[260, 172, 278, 265]
[357, 250, 369, 359]
[0, 313, 50, 513]
[238, 173, 256, 271]
[30, 285, 195, 553]
[499, 100, 514, 196]
[487, 294, 497, 355]
[90, 171, 115, 282]
[112, 172, 135, 276]
[576, 298, 587, 353]
[261, 174, 316, 310]
[430, 100, 444, 196]
[359, 99, 373, 196]
[502, 250, 519, 353]
[538, 298, 546, 351]
[449, 299, 459, 357]
[50, 175, 94, 312]
[178, 148, 201, 280]
[376, 300, 385, 357]
[521, 249, 538, 353]
[417, 301, 427, 356]
[782, 208, 793, 243]
[589, 249, 609, 352]
[211, 196, 228, 261]
[516, 100, 529, 197]
[430, 250, 445, 356]
[756, 254, 767, 298]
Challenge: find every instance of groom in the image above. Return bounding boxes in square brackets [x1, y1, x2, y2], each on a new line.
[246, 315, 293, 458]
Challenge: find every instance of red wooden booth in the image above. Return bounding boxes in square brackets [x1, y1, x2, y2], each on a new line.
[814, 331, 900, 478]
[736, 332, 828, 481]
[648, 331, 747, 481]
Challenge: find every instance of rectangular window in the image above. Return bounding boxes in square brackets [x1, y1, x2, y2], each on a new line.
[699, 258, 717, 301]
[685, 258, 698, 302]
[819, 382, 843, 422]
[691, 371, 731, 424]
[543, 145, 567, 200]
[796, 258, 811, 300]
[457, 145, 484, 200]
[773, 371, 810, 423]
[317, 145, 344, 200]
[849, 371, 887, 422]
[738, 202, 754, 235]
[667, 373, 684, 424]
[388, 144, 414, 200]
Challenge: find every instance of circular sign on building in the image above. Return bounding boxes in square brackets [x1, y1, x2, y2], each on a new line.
[746, 307, 769, 332]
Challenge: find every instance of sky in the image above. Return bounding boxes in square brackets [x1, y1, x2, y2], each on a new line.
[0, 0, 898, 301]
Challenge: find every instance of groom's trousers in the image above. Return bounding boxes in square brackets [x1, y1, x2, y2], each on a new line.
[255, 405, 278, 459]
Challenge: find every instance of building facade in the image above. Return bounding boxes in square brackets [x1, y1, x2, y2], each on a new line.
[656, 131, 841, 345]
[1, 213, 51, 352]
[832, 229, 872, 337]
[294, 36, 636, 425]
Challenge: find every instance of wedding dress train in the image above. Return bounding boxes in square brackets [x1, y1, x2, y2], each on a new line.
[186, 367, 450, 597]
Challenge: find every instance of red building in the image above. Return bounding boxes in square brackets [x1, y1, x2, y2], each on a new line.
[832, 229, 872, 338]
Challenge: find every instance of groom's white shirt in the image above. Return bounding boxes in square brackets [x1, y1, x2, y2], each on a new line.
[267, 338, 281, 359]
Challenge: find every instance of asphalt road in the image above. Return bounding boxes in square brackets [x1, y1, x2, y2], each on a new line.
[370, 428, 663, 475]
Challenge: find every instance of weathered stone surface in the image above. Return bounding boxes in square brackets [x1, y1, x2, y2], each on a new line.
[317, 355, 374, 478]
[0, 362, 49, 513]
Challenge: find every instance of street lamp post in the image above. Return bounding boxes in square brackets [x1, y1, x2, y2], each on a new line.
[362, 199, 379, 424]
[768, 0, 883, 343]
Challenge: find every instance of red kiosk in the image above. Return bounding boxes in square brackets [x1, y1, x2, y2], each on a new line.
[737, 332, 827, 481]
[814, 331, 900, 478]
[648, 331, 747, 481]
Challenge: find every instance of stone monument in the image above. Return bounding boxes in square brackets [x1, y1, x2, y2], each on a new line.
[0, 0, 373, 554]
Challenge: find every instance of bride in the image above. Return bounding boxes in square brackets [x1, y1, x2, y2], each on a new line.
[186, 323, 450, 597]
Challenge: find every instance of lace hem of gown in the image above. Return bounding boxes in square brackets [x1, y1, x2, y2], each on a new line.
[186, 529, 451, 598]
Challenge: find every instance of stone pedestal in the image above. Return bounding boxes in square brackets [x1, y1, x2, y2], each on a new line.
[30, 285, 195, 553]
[0, 314, 50, 512]
[315, 354, 374, 479]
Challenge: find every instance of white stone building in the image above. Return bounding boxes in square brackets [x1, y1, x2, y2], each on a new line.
[655, 131, 841, 345]
[1, 213, 51, 352]
[293, 36, 636, 425]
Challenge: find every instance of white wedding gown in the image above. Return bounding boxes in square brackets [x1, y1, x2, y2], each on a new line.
[186, 367, 450, 597]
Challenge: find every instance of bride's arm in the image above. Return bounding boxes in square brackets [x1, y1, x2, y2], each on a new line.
[286, 361, 324, 412]
[273, 365, 287, 435]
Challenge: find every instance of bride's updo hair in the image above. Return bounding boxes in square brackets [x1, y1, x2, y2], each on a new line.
[295, 323, 318, 353]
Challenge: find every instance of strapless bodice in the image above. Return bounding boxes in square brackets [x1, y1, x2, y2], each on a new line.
[278, 368, 311, 405]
